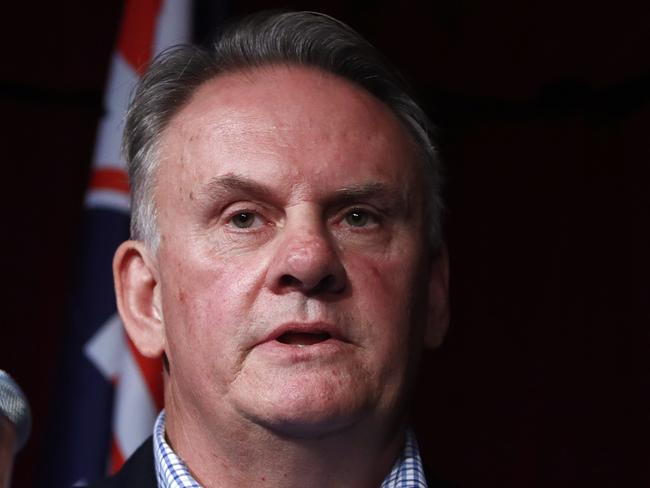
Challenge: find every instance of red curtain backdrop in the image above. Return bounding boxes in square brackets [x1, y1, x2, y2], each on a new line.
[1, 1, 644, 486]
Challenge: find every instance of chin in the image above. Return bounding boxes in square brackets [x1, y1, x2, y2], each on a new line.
[256, 406, 364, 440]
[237, 375, 375, 439]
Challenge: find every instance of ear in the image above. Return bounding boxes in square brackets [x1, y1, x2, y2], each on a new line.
[424, 243, 450, 349]
[113, 240, 165, 357]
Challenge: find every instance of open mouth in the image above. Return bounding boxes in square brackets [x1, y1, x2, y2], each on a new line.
[276, 331, 332, 346]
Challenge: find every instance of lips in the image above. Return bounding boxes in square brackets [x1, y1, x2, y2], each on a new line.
[277, 331, 331, 345]
[263, 322, 342, 347]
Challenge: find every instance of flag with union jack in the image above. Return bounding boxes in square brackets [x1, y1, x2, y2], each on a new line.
[41, 1, 191, 486]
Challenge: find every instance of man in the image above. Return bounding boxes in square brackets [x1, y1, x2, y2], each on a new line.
[95, 10, 450, 488]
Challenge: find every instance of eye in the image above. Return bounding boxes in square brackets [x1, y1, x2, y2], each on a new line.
[344, 209, 376, 227]
[229, 211, 261, 229]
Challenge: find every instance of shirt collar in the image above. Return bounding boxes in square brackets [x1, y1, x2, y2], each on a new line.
[153, 410, 428, 488]
[153, 411, 200, 488]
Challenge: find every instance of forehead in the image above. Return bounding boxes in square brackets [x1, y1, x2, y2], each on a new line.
[156, 64, 423, 198]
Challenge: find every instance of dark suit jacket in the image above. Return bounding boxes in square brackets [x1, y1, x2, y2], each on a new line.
[87, 438, 156, 488]
[87, 436, 456, 487]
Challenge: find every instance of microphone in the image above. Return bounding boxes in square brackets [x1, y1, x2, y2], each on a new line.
[0, 370, 31, 452]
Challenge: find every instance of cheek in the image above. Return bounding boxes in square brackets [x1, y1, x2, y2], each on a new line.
[344, 250, 426, 410]
[161, 243, 255, 317]
[348, 243, 422, 302]
[346, 248, 425, 344]
[161, 270, 246, 400]
[157, 248, 268, 365]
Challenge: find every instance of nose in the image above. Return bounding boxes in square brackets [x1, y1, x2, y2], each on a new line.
[268, 220, 347, 296]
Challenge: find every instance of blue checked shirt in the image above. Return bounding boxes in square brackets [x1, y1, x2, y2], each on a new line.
[153, 410, 428, 488]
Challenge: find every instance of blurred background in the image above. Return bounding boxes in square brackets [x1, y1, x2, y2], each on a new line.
[1, 0, 647, 486]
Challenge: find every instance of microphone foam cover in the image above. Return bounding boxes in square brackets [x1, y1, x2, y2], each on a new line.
[0, 370, 32, 452]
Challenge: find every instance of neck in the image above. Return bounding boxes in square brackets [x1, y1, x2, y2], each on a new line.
[164, 393, 406, 488]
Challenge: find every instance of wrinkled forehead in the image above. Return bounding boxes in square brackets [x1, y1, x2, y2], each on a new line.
[155, 65, 427, 206]
[167, 65, 417, 145]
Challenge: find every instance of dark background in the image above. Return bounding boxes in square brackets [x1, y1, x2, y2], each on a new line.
[1, 1, 647, 486]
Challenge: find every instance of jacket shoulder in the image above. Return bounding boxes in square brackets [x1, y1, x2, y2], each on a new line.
[86, 437, 156, 488]
[424, 463, 459, 488]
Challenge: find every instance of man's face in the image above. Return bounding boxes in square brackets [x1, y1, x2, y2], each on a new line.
[152, 65, 443, 437]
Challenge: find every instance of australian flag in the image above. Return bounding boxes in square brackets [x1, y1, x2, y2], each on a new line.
[39, 1, 191, 485]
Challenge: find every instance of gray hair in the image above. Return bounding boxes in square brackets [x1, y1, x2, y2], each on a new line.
[123, 10, 443, 250]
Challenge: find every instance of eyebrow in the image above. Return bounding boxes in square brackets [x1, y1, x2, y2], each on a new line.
[327, 182, 411, 213]
[199, 174, 410, 212]
[200, 174, 277, 204]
